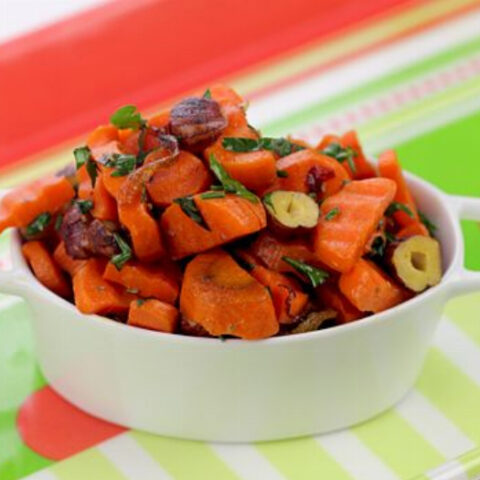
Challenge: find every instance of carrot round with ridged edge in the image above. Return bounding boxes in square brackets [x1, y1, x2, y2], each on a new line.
[339, 258, 405, 313]
[103, 260, 179, 304]
[180, 250, 278, 339]
[313, 178, 397, 273]
[316, 284, 363, 324]
[128, 299, 179, 333]
[22, 241, 71, 298]
[378, 149, 420, 228]
[53, 242, 87, 277]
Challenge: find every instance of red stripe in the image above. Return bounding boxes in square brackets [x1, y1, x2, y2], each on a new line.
[0, 0, 414, 169]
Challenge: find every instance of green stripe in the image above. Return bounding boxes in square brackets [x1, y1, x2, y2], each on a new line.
[256, 437, 352, 480]
[262, 35, 480, 135]
[132, 432, 240, 480]
[444, 292, 480, 344]
[51, 449, 126, 480]
[352, 411, 444, 478]
[458, 447, 480, 479]
[416, 348, 480, 444]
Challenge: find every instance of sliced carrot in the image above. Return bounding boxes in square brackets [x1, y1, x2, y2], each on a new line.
[180, 250, 278, 339]
[378, 149, 419, 227]
[148, 108, 170, 129]
[72, 258, 135, 315]
[77, 164, 93, 200]
[53, 242, 87, 277]
[250, 264, 308, 324]
[397, 221, 429, 239]
[209, 84, 244, 107]
[161, 193, 266, 259]
[22, 241, 71, 298]
[340, 131, 376, 179]
[128, 299, 179, 333]
[103, 260, 179, 304]
[146, 151, 211, 207]
[313, 178, 397, 272]
[99, 164, 126, 199]
[91, 175, 118, 221]
[86, 125, 119, 160]
[316, 134, 341, 151]
[316, 284, 362, 323]
[339, 258, 405, 313]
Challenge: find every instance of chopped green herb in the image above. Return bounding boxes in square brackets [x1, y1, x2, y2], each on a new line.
[222, 136, 304, 157]
[222, 137, 259, 152]
[126, 288, 140, 295]
[110, 105, 146, 129]
[385, 231, 397, 243]
[136, 126, 148, 165]
[385, 202, 414, 218]
[136, 299, 146, 307]
[208, 154, 258, 203]
[262, 192, 274, 210]
[25, 213, 51, 237]
[75, 199, 94, 214]
[368, 236, 386, 259]
[105, 153, 137, 177]
[173, 196, 207, 227]
[324, 207, 340, 221]
[202, 88, 212, 99]
[419, 211, 437, 237]
[321, 143, 357, 174]
[111, 233, 132, 270]
[73, 146, 91, 169]
[210, 184, 224, 191]
[54, 214, 63, 231]
[86, 157, 98, 187]
[200, 191, 226, 200]
[281, 256, 329, 288]
[276, 169, 289, 178]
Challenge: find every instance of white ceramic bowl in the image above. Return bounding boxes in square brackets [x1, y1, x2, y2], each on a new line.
[1, 172, 480, 442]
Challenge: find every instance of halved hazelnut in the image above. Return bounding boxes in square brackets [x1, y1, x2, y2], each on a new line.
[263, 191, 319, 231]
[389, 235, 442, 292]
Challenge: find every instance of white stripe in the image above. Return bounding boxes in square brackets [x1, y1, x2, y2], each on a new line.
[210, 443, 285, 480]
[97, 433, 172, 480]
[396, 390, 474, 458]
[434, 318, 480, 387]
[315, 430, 399, 480]
[20, 470, 58, 480]
[249, 8, 480, 127]
[426, 459, 469, 480]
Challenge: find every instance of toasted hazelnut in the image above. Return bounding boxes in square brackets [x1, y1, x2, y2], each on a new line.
[263, 191, 319, 231]
[389, 235, 442, 292]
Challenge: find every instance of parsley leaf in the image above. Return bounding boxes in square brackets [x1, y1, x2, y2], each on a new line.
[208, 154, 258, 203]
[111, 233, 132, 270]
[73, 146, 91, 169]
[281, 257, 329, 288]
[75, 199, 94, 214]
[202, 88, 212, 99]
[419, 211, 437, 237]
[222, 137, 304, 157]
[54, 214, 63, 231]
[324, 207, 340, 221]
[321, 143, 357, 174]
[368, 236, 386, 259]
[25, 213, 51, 237]
[110, 105, 146, 129]
[136, 298, 146, 307]
[385, 202, 414, 218]
[105, 153, 137, 177]
[173, 196, 208, 227]
[200, 191, 226, 200]
[276, 169, 289, 178]
[262, 192, 275, 210]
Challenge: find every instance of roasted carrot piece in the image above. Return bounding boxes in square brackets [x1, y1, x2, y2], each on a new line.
[73, 258, 135, 315]
[378, 149, 419, 227]
[273, 149, 350, 198]
[250, 264, 308, 324]
[316, 284, 362, 324]
[313, 178, 397, 272]
[99, 164, 126, 199]
[161, 193, 266, 259]
[339, 258, 405, 313]
[0, 176, 75, 232]
[397, 222, 429, 238]
[180, 250, 278, 339]
[128, 299, 179, 333]
[53, 242, 87, 277]
[22, 241, 71, 298]
[209, 85, 244, 107]
[86, 125, 119, 160]
[77, 164, 93, 200]
[103, 260, 179, 304]
[340, 131, 377, 179]
[148, 108, 170, 129]
[118, 202, 165, 261]
[91, 175, 118, 221]
[316, 134, 341, 151]
[146, 151, 211, 207]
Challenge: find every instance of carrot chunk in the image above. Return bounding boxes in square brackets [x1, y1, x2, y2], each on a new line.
[340, 130, 376, 179]
[53, 242, 87, 277]
[73, 258, 134, 315]
[180, 250, 278, 339]
[316, 284, 362, 324]
[313, 178, 397, 272]
[339, 258, 405, 313]
[104, 261, 179, 304]
[86, 125, 119, 160]
[22, 241, 71, 298]
[128, 299, 178, 333]
[91, 175, 118, 221]
[397, 222, 429, 239]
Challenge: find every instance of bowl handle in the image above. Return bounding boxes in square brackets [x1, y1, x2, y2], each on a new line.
[447, 194, 480, 298]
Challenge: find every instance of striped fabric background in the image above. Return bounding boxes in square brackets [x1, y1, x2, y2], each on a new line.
[2, 1, 480, 479]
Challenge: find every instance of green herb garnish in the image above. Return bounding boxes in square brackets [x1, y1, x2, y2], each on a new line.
[419, 211, 437, 237]
[73, 146, 91, 169]
[222, 137, 304, 157]
[324, 207, 340, 221]
[385, 202, 414, 218]
[111, 233, 132, 270]
[385, 231, 397, 243]
[105, 153, 137, 177]
[54, 214, 63, 231]
[110, 105, 146, 129]
[208, 154, 258, 203]
[173, 196, 207, 227]
[25, 213, 51, 237]
[200, 191, 226, 200]
[276, 169, 289, 178]
[368, 236, 386, 259]
[262, 192, 275, 210]
[75, 199, 94, 214]
[202, 88, 212, 99]
[136, 299, 146, 307]
[321, 143, 357, 174]
[281, 257, 329, 288]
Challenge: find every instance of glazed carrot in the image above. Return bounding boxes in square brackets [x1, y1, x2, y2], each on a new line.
[86, 125, 119, 160]
[273, 149, 350, 198]
[397, 221, 429, 238]
[103, 260, 179, 304]
[53, 242, 87, 277]
[339, 258, 405, 313]
[73, 258, 135, 315]
[340, 131, 376, 179]
[91, 175, 118, 221]
[316, 284, 362, 324]
[250, 264, 308, 324]
[0, 176, 75, 232]
[146, 151, 211, 207]
[316, 134, 341, 151]
[22, 241, 71, 298]
[128, 299, 179, 333]
[205, 126, 276, 192]
[99, 164, 126, 199]
[148, 108, 170, 129]
[378, 149, 419, 227]
[209, 84, 244, 107]
[118, 202, 165, 261]
[180, 250, 278, 339]
[313, 178, 397, 272]
[161, 193, 266, 259]
[77, 164, 93, 200]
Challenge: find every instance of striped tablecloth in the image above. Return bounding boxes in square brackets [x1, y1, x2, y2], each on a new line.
[2, 1, 480, 479]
